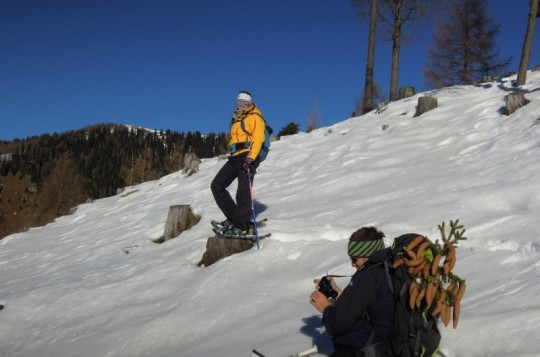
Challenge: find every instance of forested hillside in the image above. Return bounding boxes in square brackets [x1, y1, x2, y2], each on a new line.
[0, 123, 228, 238]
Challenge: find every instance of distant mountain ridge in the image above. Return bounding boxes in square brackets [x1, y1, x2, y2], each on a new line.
[0, 122, 228, 238]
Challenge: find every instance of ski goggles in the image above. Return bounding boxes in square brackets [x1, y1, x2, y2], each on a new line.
[237, 99, 251, 107]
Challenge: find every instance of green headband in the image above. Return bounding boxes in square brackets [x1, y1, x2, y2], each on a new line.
[348, 239, 385, 257]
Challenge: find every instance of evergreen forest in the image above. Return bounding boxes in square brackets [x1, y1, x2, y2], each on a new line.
[0, 123, 229, 238]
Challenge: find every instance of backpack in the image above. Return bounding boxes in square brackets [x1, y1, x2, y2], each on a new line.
[371, 221, 467, 357]
[380, 233, 442, 357]
[240, 114, 273, 162]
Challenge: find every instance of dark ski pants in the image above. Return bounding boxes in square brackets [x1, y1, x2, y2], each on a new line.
[210, 153, 259, 230]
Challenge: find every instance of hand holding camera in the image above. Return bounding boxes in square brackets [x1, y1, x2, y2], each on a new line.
[317, 276, 339, 299]
[310, 276, 341, 313]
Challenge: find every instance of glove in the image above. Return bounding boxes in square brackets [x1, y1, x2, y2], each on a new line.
[242, 157, 254, 173]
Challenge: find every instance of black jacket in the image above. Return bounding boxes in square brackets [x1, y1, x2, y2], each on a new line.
[322, 249, 394, 349]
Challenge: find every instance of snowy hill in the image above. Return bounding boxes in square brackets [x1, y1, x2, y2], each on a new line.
[1, 72, 540, 357]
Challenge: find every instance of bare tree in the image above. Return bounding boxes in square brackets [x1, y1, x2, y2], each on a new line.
[164, 142, 184, 173]
[424, 0, 510, 88]
[306, 97, 321, 132]
[37, 154, 86, 219]
[387, 0, 404, 101]
[120, 148, 159, 186]
[516, 0, 540, 86]
[355, 82, 387, 115]
[377, 0, 439, 100]
[363, 0, 378, 113]
[353, 1, 438, 101]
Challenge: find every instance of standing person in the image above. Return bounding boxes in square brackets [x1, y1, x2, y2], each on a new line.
[310, 227, 394, 357]
[211, 90, 266, 238]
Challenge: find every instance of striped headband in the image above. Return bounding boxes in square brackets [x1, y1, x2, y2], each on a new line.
[348, 239, 385, 257]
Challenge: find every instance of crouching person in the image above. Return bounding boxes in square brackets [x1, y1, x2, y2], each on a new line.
[310, 227, 394, 357]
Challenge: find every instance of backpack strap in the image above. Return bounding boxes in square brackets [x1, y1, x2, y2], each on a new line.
[414, 330, 423, 356]
[238, 112, 268, 158]
[365, 329, 376, 348]
[239, 117, 251, 136]
[363, 261, 395, 353]
[362, 262, 388, 349]
[383, 259, 395, 294]
[239, 112, 266, 137]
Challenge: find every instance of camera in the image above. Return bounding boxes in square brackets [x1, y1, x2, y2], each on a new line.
[318, 276, 338, 299]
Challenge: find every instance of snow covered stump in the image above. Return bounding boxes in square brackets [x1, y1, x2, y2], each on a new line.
[198, 237, 253, 267]
[399, 86, 416, 99]
[153, 205, 200, 243]
[414, 95, 438, 117]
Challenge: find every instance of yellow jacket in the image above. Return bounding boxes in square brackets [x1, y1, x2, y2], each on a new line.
[229, 104, 265, 161]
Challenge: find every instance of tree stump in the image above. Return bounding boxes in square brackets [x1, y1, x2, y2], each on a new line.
[504, 92, 530, 115]
[414, 95, 438, 117]
[183, 153, 201, 176]
[198, 237, 253, 267]
[399, 86, 416, 99]
[153, 205, 200, 243]
[376, 101, 388, 114]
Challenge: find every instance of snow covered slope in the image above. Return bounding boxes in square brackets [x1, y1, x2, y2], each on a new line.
[1, 72, 540, 357]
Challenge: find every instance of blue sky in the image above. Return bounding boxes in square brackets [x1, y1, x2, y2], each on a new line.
[1, 0, 539, 141]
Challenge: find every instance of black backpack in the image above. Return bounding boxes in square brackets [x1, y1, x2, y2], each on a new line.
[380, 233, 442, 357]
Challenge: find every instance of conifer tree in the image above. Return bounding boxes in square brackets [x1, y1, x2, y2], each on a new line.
[424, 0, 510, 88]
[277, 122, 300, 138]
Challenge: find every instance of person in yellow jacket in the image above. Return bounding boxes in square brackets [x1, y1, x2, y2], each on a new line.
[210, 90, 266, 237]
